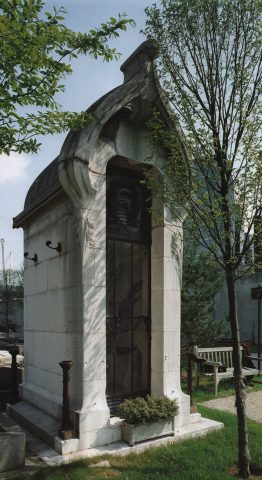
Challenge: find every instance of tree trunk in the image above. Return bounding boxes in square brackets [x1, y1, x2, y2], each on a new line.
[225, 266, 250, 479]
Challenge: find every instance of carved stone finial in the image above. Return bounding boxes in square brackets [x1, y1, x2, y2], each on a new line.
[120, 40, 156, 83]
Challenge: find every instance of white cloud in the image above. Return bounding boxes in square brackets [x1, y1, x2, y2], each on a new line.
[0, 152, 31, 183]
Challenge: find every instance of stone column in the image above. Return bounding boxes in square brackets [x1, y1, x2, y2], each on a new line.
[73, 176, 112, 448]
[57, 144, 114, 446]
[151, 204, 190, 426]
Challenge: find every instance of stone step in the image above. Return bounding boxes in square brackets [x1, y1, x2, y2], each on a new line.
[39, 417, 224, 467]
[189, 412, 202, 424]
[175, 417, 223, 439]
[7, 401, 60, 450]
[7, 401, 80, 455]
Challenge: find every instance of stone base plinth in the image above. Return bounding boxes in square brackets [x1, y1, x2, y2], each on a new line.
[7, 400, 223, 459]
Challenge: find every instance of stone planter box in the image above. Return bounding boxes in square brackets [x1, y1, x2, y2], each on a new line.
[121, 418, 175, 446]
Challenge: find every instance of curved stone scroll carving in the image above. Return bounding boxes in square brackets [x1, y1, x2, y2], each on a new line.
[57, 41, 187, 209]
[58, 137, 116, 208]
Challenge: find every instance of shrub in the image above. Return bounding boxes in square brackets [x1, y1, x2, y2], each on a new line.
[118, 395, 178, 425]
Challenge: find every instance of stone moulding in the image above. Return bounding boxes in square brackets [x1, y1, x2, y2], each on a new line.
[121, 417, 175, 447]
[57, 41, 184, 210]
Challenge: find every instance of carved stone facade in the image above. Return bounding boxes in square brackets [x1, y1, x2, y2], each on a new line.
[11, 42, 221, 453]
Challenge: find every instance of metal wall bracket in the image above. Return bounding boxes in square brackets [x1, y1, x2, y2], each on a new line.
[24, 252, 37, 263]
[46, 241, 62, 253]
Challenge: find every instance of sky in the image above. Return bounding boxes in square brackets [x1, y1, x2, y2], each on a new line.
[0, 0, 156, 269]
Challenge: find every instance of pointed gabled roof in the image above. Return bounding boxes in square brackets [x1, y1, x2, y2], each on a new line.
[13, 41, 179, 227]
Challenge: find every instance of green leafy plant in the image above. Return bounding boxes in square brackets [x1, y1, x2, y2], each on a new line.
[118, 395, 178, 425]
[0, 1, 134, 155]
[181, 231, 230, 354]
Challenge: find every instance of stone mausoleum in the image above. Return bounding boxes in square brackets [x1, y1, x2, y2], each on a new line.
[10, 43, 221, 454]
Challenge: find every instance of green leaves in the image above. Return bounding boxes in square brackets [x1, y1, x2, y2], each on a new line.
[0, 2, 134, 154]
[118, 395, 178, 425]
[181, 232, 229, 352]
[0, 109, 91, 155]
[145, 0, 262, 273]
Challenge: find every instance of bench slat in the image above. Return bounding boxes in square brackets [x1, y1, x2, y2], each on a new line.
[193, 345, 256, 396]
[195, 346, 244, 353]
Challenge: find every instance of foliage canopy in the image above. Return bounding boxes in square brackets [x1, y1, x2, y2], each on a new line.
[145, 1, 262, 477]
[145, 0, 262, 273]
[181, 232, 229, 353]
[0, 0, 133, 154]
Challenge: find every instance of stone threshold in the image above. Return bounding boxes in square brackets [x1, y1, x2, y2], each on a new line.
[41, 417, 223, 466]
[7, 401, 223, 467]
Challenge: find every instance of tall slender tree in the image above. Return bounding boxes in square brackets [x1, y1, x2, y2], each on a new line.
[0, 0, 133, 155]
[145, 1, 262, 477]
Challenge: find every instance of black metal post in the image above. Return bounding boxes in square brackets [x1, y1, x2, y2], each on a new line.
[186, 353, 193, 407]
[258, 296, 261, 373]
[10, 347, 19, 403]
[59, 360, 74, 440]
[251, 285, 262, 374]
[186, 352, 206, 412]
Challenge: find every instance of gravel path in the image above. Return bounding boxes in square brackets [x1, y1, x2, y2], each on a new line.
[202, 390, 262, 423]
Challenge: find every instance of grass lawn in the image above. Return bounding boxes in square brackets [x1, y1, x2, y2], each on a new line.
[8, 376, 262, 480]
[181, 374, 262, 404]
[13, 405, 262, 480]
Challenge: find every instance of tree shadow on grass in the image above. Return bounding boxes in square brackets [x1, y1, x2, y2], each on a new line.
[250, 464, 262, 478]
[229, 464, 262, 480]
[12, 459, 170, 480]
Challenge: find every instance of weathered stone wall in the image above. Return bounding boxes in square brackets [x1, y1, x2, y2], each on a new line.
[22, 194, 83, 418]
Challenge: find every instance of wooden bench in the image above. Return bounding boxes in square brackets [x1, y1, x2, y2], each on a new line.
[193, 345, 259, 395]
